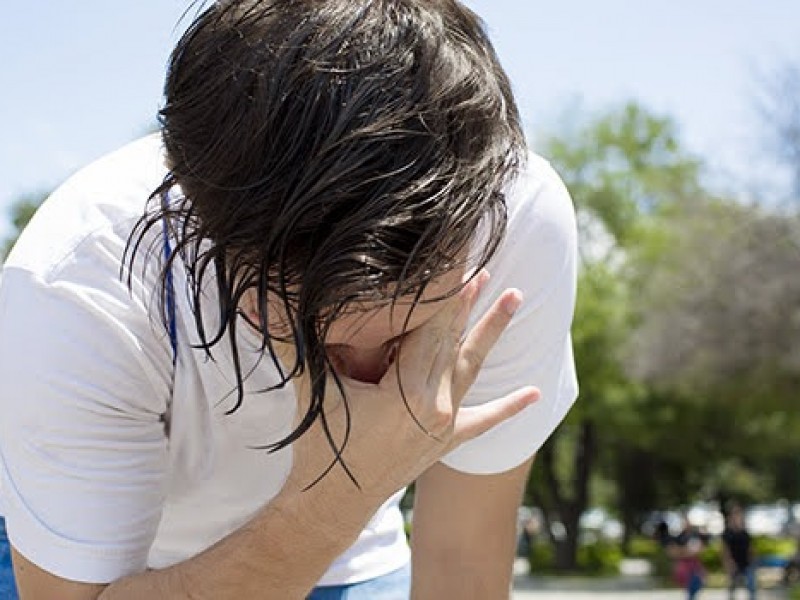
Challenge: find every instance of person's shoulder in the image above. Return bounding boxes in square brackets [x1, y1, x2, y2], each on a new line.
[4, 134, 168, 280]
[490, 151, 576, 274]
[500, 151, 576, 260]
[504, 151, 573, 221]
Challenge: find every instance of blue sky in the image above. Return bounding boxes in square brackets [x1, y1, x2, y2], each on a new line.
[1, 1, 798, 237]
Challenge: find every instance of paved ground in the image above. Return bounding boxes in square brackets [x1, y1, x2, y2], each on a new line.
[510, 560, 786, 599]
[511, 576, 786, 599]
[513, 590, 783, 599]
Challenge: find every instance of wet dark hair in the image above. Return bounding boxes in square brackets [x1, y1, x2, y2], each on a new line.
[127, 0, 525, 485]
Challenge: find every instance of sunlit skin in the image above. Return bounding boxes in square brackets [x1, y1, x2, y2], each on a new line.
[241, 267, 467, 384]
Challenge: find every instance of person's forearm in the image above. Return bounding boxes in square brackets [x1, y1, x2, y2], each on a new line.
[411, 526, 516, 600]
[100, 482, 381, 600]
[411, 553, 514, 600]
[410, 499, 517, 599]
[410, 460, 531, 600]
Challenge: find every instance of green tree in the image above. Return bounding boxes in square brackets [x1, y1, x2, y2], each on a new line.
[529, 260, 635, 567]
[527, 102, 706, 570]
[2, 191, 48, 260]
[627, 198, 800, 505]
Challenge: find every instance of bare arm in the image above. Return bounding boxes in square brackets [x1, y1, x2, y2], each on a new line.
[410, 457, 534, 600]
[11, 277, 538, 600]
[13, 479, 381, 600]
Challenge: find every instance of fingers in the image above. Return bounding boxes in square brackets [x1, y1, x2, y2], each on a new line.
[451, 287, 523, 402]
[424, 272, 487, 390]
[451, 386, 540, 444]
[384, 271, 487, 393]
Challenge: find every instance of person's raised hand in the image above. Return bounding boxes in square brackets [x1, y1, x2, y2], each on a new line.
[278, 271, 540, 501]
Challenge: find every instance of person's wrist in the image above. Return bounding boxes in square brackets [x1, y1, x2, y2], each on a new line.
[272, 472, 385, 549]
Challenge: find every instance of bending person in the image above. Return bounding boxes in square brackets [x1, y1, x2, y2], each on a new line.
[0, 1, 578, 598]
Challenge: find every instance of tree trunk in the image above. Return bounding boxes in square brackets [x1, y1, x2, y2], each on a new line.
[615, 448, 659, 555]
[537, 418, 597, 572]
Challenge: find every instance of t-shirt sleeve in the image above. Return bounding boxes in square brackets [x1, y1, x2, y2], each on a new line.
[441, 157, 579, 474]
[0, 255, 172, 583]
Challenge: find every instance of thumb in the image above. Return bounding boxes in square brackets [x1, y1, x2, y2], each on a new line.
[451, 387, 540, 445]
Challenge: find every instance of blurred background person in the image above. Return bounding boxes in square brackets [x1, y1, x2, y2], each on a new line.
[669, 513, 706, 600]
[722, 505, 757, 600]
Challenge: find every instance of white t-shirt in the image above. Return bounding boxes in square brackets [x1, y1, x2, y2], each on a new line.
[0, 135, 578, 586]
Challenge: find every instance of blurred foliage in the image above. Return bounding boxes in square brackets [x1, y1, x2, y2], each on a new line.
[699, 539, 724, 572]
[626, 536, 661, 560]
[650, 549, 674, 584]
[529, 534, 797, 583]
[528, 98, 800, 573]
[1, 191, 48, 261]
[528, 101, 712, 569]
[528, 539, 622, 576]
[528, 539, 556, 573]
[752, 535, 797, 560]
[577, 540, 624, 575]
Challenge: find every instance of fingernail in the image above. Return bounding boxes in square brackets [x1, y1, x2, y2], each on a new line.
[503, 290, 523, 316]
[523, 386, 541, 404]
